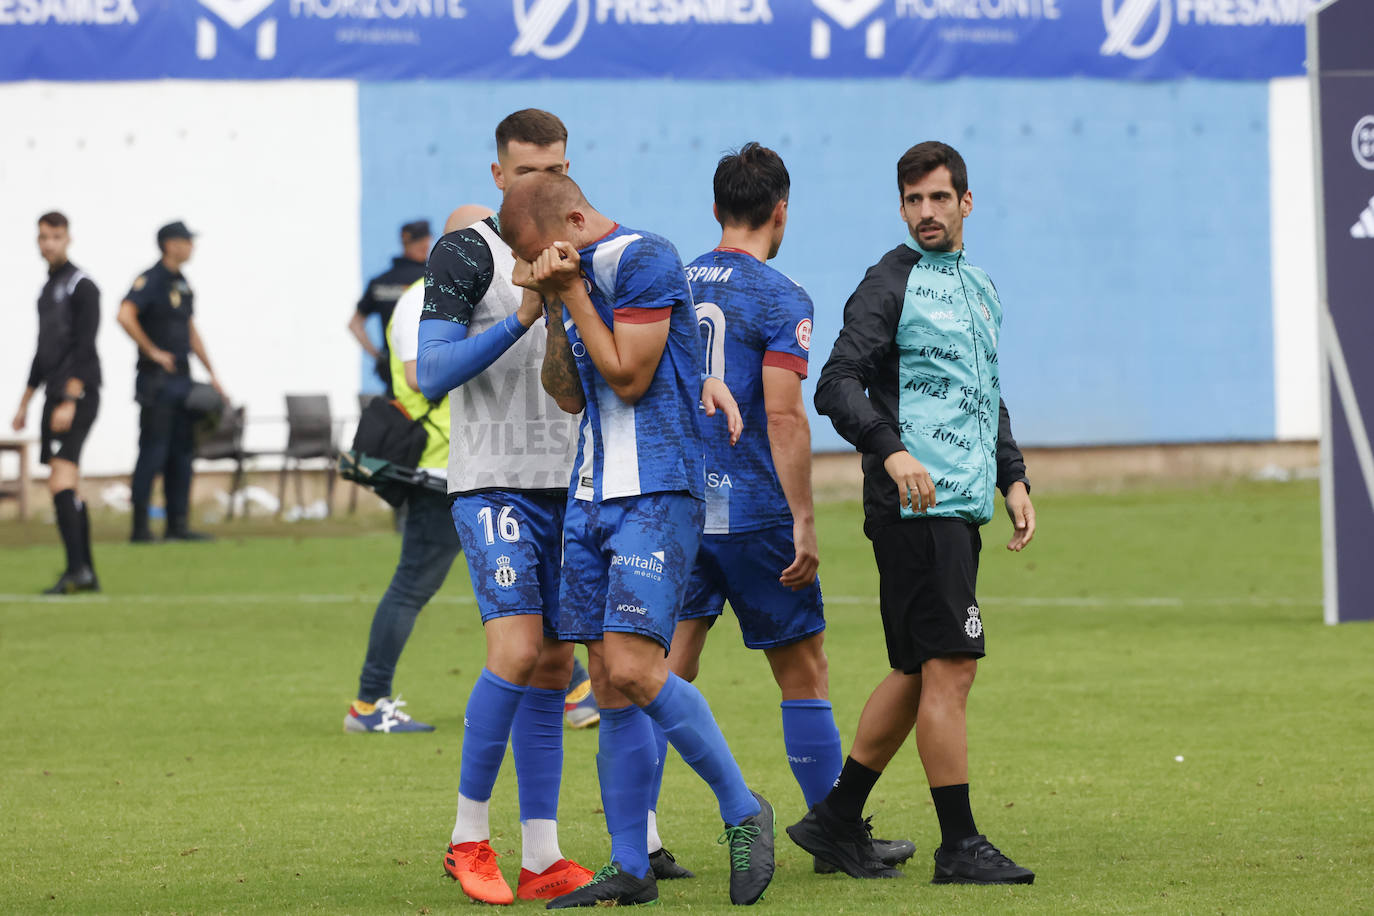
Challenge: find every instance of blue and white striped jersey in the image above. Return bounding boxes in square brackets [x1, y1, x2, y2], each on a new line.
[566, 225, 705, 503]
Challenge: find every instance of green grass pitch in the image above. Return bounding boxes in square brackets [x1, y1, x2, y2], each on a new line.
[2, 479, 1372, 913]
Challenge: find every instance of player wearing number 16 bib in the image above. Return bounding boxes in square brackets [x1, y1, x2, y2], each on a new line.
[416, 110, 593, 906]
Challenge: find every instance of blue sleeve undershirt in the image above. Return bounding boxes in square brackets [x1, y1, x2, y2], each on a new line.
[417, 312, 531, 401]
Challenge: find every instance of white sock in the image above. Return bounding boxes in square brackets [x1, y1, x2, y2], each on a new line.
[521, 818, 562, 874]
[646, 809, 663, 855]
[451, 795, 490, 846]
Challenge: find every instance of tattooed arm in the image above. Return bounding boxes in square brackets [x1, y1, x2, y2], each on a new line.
[542, 303, 585, 414]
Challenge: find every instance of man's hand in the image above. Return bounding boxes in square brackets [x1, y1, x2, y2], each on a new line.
[515, 288, 544, 327]
[529, 242, 584, 297]
[1004, 480, 1035, 551]
[884, 450, 936, 513]
[151, 348, 177, 373]
[511, 257, 539, 292]
[11, 405, 27, 433]
[779, 517, 819, 591]
[701, 376, 743, 446]
[50, 400, 76, 434]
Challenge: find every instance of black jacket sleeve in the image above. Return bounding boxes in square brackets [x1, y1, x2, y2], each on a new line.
[26, 349, 42, 390]
[996, 398, 1030, 495]
[814, 262, 905, 461]
[65, 277, 101, 389]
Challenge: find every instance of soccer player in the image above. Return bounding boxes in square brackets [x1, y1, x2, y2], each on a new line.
[500, 171, 774, 908]
[788, 141, 1037, 885]
[647, 142, 913, 878]
[416, 110, 592, 905]
[12, 211, 102, 594]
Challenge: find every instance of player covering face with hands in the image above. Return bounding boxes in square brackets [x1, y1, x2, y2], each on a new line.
[501, 171, 771, 909]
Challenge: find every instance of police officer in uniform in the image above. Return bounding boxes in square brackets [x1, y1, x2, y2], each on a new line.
[116, 221, 225, 543]
[11, 211, 102, 594]
[348, 219, 431, 396]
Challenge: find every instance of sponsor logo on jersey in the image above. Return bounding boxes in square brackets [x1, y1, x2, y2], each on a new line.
[795, 317, 812, 351]
[611, 549, 665, 580]
[493, 554, 519, 588]
[964, 605, 982, 638]
[929, 309, 957, 321]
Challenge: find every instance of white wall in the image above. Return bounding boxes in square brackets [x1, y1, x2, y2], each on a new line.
[1270, 75, 1321, 441]
[0, 81, 361, 477]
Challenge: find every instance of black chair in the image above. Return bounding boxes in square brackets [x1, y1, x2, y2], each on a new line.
[278, 395, 337, 518]
[194, 405, 260, 520]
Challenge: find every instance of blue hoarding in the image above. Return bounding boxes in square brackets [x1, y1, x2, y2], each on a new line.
[1, 0, 1319, 82]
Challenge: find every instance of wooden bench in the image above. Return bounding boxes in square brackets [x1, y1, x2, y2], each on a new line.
[0, 439, 32, 520]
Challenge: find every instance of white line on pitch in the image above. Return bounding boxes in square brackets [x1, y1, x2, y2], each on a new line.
[0, 593, 1319, 608]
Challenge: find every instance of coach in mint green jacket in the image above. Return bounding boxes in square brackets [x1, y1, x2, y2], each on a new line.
[794, 141, 1038, 888]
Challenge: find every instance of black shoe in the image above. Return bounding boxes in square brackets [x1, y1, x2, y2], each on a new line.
[786, 805, 902, 879]
[720, 790, 774, 905]
[130, 528, 156, 544]
[545, 862, 657, 908]
[815, 824, 915, 873]
[932, 835, 1034, 885]
[649, 847, 695, 880]
[42, 567, 100, 595]
[164, 528, 214, 542]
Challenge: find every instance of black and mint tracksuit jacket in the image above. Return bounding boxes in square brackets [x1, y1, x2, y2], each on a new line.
[816, 236, 1029, 529]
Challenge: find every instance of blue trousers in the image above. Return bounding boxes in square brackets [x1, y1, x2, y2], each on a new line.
[357, 486, 463, 702]
[131, 372, 194, 528]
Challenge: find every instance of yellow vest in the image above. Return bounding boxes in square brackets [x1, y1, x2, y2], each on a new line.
[386, 285, 450, 471]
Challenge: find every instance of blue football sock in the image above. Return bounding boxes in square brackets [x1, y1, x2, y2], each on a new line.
[512, 685, 565, 822]
[598, 705, 654, 879]
[459, 668, 527, 802]
[781, 699, 844, 808]
[647, 719, 668, 814]
[643, 674, 760, 825]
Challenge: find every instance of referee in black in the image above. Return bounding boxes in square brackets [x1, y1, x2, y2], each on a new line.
[116, 221, 225, 543]
[11, 212, 102, 594]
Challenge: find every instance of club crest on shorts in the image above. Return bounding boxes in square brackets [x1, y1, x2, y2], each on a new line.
[493, 555, 518, 589]
[964, 605, 982, 639]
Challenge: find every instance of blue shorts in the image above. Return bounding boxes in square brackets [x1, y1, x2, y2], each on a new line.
[559, 491, 704, 650]
[681, 525, 826, 650]
[450, 490, 565, 636]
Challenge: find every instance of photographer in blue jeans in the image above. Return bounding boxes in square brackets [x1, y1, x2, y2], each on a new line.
[345, 274, 462, 733]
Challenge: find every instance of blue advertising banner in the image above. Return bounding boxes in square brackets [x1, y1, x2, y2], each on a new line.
[0, 0, 1319, 82]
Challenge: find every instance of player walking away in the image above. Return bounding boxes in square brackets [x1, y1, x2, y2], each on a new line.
[416, 110, 593, 906]
[501, 171, 773, 909]
[646, 143, 914, 879]
[788, 141, 1037, 885]
[349, 219, 431, 396]
[11, 212, 102, 594]
[116, 221, 225, 543]
[343, 206, 492, 734]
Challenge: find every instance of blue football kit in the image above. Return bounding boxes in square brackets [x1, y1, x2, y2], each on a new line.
[553, 225, 762, 880]
[680, 248, 825, 650]
[557, 224, 708, 649]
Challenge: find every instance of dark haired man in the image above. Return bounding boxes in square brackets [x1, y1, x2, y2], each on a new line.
[501, 171, 771, 909]
[11, 211, 102, 593]
[350, 219, 431, 395]
[416, 109, 592, 906]
[116, 221, 225, 543]
[649, 142, 913, 877]
[788, 141, 1037, 885]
